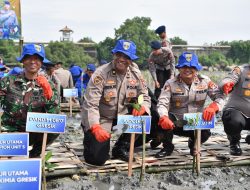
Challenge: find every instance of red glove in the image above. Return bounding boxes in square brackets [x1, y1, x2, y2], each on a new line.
[203, 102, 219, 121]
[158, 115, 174, 130]
[223, 82, 234, 95]
[132, 106, 146, 116]
[90, 124, 111, 143]
[36, 75, 53, 100]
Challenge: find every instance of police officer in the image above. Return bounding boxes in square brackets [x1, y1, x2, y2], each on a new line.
[155, 52, 225, 158]
[219, 64, 250, 156]
[0, 44, 60, 157]
[148, 40, 175, 99]
[155, 25, 171, 48]
[82, 63, 96, 90]
[81, 39, 151, 166]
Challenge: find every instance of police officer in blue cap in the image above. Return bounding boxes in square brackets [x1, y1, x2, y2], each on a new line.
[81, 39, 151, 165]
[155, 25, 171, 48]
[148, 40, 175, 99]
[154, 52, 225, 158]
[82, 63, 96, 90]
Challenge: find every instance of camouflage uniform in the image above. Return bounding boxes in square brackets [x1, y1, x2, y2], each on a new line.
[219, 64, 250, 153]
[148, 47, 175, 98]
[157, 74, 225, 150]
[0, 73, 60, 157]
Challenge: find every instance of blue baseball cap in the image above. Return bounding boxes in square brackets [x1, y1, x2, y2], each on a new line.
[111, 39, 139, 60]
[70, 65, 82, 77]
[176, 52, 202, 71]
[16, 44, 51, 63]
[155, 25, 166, 34]
[87, 63, 96, 72]
[150, 40, 161, 50]
[8, 67, 23, 75]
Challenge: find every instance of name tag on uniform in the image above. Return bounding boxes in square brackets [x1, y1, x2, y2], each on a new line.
[196, 89, 207, 94]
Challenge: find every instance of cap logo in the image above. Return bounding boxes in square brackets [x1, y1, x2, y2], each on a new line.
[34, 45, 42, 52]
[123, 42, 131, 50]
[185, 54, 192, 62]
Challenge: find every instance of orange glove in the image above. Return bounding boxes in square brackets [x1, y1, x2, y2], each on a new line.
[36, 75, 53, 100]
[223, 82, 234, 95]
[158, 115, 174, 130]
[132, 106, 146, 116]
[203, 102, 219, 121]
[90, 124, 111, 143]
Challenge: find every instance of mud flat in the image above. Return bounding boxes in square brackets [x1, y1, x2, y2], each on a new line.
[46, 114, 250, 190]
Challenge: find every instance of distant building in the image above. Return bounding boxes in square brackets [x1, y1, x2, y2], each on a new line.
[59, 26, 73, 41]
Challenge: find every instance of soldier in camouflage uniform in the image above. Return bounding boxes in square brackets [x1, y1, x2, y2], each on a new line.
[155, 52, 225, 158]
[81, 39, 151, 166]
[0, 44, 60, 157]
[219, 64, 250, 156]
[148, 40, 175, 99]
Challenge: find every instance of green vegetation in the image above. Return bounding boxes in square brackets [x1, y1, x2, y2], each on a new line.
[0, 40, 19, 63]
[0, 17, 249, 68]
[170, 36, 188, 45]
[199, 51, 234, 67]
[97, 17, 158, 65]
[45, 41, 95, 68]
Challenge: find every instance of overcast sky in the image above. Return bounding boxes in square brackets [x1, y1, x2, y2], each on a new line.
[21, 0, 250, 45]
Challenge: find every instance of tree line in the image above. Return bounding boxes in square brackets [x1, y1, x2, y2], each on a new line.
[0, 17, 249, 69]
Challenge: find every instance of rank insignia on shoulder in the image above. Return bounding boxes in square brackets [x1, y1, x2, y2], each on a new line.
[93, 75, 103, 85]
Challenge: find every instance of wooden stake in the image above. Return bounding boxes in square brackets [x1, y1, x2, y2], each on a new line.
[41, 133, 48, 190]
[128, 133, 135, 177]
[192, 130, 197, 174]
[69, 97, 72, 117]
[196, 129, 201, 175]
[140, 123, 146, 182]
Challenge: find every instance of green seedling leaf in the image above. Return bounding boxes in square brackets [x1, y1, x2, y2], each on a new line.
[45, 151, 53, 162]
[46, 162, 58, 169]
[132, 103, 141, 111]
[138, 94, 144, 105]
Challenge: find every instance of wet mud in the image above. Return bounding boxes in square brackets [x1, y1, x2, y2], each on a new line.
[47, 114, 250, 190]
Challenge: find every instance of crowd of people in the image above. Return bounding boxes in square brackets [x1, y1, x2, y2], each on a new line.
[0, 25, 249, 166]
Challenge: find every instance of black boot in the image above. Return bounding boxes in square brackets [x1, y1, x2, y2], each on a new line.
[112, 142, 130, 161]
[112, 134, 131, 162]
[228, 135, 242, 156]
[150, 139, 161, 149]
[245, 135, 250, 144]
[155, 143, 174, 158]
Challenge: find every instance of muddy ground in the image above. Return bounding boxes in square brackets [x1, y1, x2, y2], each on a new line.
[46, 114, 250, 190]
